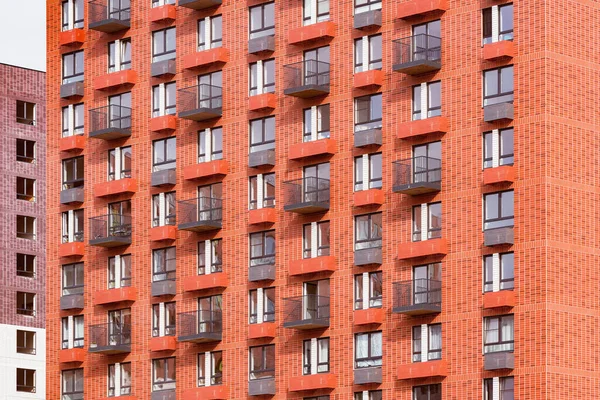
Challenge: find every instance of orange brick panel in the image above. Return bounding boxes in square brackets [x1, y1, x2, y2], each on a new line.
[396, 0, 448, 20]
[483, 41, 515, 61]
[248, 208, 277, 225]
[150, 225, 178, 242]
[289, 256, 336, 276]
[397, 116, 448, 140]
[182, 385, 228, 400]
[182, 272, 228, 292]
[288, 21, 336, 45]
[483, 291, 516, 309]
[59, 135, 86, 152]
[288, 138, 336, 161]
[397, 360, 447, 380]
[248, 322, 277, 339]
[483, 165, 515, 185]
[149, 115, 178, 132]
[93, 69, 137, 91]
[93, 178, 137, 197]
[59, 348, 86, 364]
[59, 28, 85, 46]
[397, 238, 448, 260]
[183, 160, 229, 180]
[93, 287, 137, 306]
[289, 373, 337, 391]
[353, 70, 384, 89]
[249, 93, 277, 111]
[58, 242, 85, 258]
[182, 48, 229, 70]
[354, 308, 384, 326]
[353, 189, 385, 207]
[149, 336, 178, 352]
[149, 4, 176, 22]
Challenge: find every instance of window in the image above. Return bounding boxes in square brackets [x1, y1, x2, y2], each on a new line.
[16, 101, 36, 125]
[62, 51, 84, 84]
[303, 337, 329, 374]
[153, 27, 176, 62]
[484, 376, 514, 400]
[484, 315, 514, 353]
[16, 292, 35, 316]
[153, 137, 176, 171]
[62, 103, 84, 137]
[152, 192, 176, 227]
[413, 263, 442, 304]
[483, 4, 513, 44]
[304, 46, 330, 86]
[108, 254, 132, 289]
[303, 0, 329, 25]
[198, 127, 223, 163]
[249, 173, 275, 210]
[304, 280, 330, 319]
[62, 0, 84, 30]
[108, 38, 132, 72]
[483, 128, 514, 168]
[152, 302, 176, 337]
[17, 253, 36, 278]
[354, 153, 382, 191]
[198, 351, 223, 386]
[108, 146, 132, 181]
[303, 163, 330, 202]
[250, 116, 275, 153]
[16, 139, 35, 163]
[355, 331, 382, 368]
[484, 190, 514, 230]
[153, 247, 176, 282]
[249, 287, 275, 324]
[62, 262, 84, 296]
[412, 81, 441, 120]
[250, 2, 275, 39]
[354, 271, 382, 310]
[63, 157, 84, 189]
[355, 0, 381, 14]
[198, 182, 223, 217]
[484, 253, 514, 292]
[413, 384, 441, 400]
[17, 215, 36, 240]
[152, 357, 176, 391]
[108, 308, 132, 346]
[62, 315, 84, 349]
[303, 221, 330, 258]
[303, 104, 330, 142]
[198, 239, 223, 275]
[249, 59, 275, 96]
[198, 295, 222, 333]
[412, 141, 442, 183]
[16, 369, 36, 393]
[198, 15, 222, 51]
[413, 324, 442, 362]
[152, 0, 175, 6]
[354, 34, 382, 72]
[62, 209, 84, 243]
[108, 92, 132, 129]
[484, 66, 514, 106]
[152, 82, 176, 117]
[412, 202, 442, 241]
[17, 177, 35, 201]
[17, 330, 36, 355]
[107, 201, 132, 237]
[249, 344, 275, 380]
[355, 213, 382, 250]
[354, 391, 382, 400]
[108, 362, 132, 397]
[62, 369, 84, 399]
[250, 231, 275, 267]
[355, 93, 382, 132]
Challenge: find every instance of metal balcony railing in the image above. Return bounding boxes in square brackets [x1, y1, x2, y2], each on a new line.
[89, 322, 131, 353]
[89, 105, 132, 139]
[283, 60, 330, 97]
[393, 34, 441, 74]
[392, 279, 441, 315]
[283, 177, 330, 213]
[178, 84, 222, 121]
[178, 197, 222, 231]
[89, 214, 132, 247]
[177, 310, 222, 342]
[283, 294, 330, 329]
[392, 156, 441, 194]
[88, 0, 131, 32]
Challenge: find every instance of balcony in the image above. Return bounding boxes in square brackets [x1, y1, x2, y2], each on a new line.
[249, 149, 276, 168]
[149, 336, 177, 352]
[183, 272, 228, 292]
[354, 247, 382, 266]
[151, 169, 177, 187]
[392, 279, 441, 315]
[397, 116, 448, 140]
[94, 178, 137, 197]
[397, 0, 448, 20]
[88, 0, 130, 33]
[288, 21, 336, 45]
[178, 0, 222, 10]
[88, 323, 131, 354]
[483, 165, 515, 185]
[283, 60, 330, 98]
[151, 59, 177, 78]
[182, 48, 229, 70]
[89, 105, 131, 140]
[484, 227, 514, 246]
[484, 102, 514, 122]
[392, 157, 441, 195]
[60, 187, 84, 204]
[353, 189, 384, 207]
[150, 225, 177, 242]
[60, 28, 85, 46]
[178, 197, 222, 232]
[354, 367, 382, 385]
[89, 214, 132, 247]
[184, 160, 228, 180]
[283, 177, 330, 214]
[289, 256, 336, 276]
[59, 348, 86, 363]
[248, 322, 277, 339]
[397, 360, 447, 379]
[150, 4, 176, 23]
[150, 115, 177, 132]
[484, 351, 514, 370]
[354, 69, 384, 89]
[60, 81, 84, 99]
[249, 208, 276, 225]
[355, 127, 382, 147]
[283, 295, 330, 330]
[249, 93, 277, 112]
[177, 311, 222, 343]
[59, 241, 85, 258]
[354, 9, 382, 30]
[289, 373, 336, 392]
[483, 40, 515, 61]
[94, 70, 137, 91]
[248, 35, 275, 55]
[60, 293, 84, 310]
[392, 35, 441, 75]
[60, 135, 86, 152]
[354, 308, 384, 326]
[183, 386, 228, 400]
[248, 378, 276, 396]
[249, 263, 276, 282]
[398, 238, 448, 260]
[483, 290, 515, 309]
[178, 84, 222, 121]
[93, 287, 137, 305]
[152, 279, 177, 297]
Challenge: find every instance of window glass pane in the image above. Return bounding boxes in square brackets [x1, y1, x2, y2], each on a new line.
[501, 191, 514, 218]
[485, 194, 499, 220]
[500, 5, 514, 34]
[501, 66, 514, 93]
[485, 69, 499, 96]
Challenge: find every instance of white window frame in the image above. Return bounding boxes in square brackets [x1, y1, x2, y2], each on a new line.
[109, 39, 131, 73]
[62, 315, 84, 349]
[249, 59, 275, 96]
[152, 82, 176, 117]
[198, 15, 223, 51]
[303, 0, 330, 25]
[197, 351, 223, 387]
[61, 209, 83, 243]
[354, 34, 382, 73]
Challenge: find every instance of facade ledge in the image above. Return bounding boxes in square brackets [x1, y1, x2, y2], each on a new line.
[94, 178, 137, 198]
[397, 116, 448, 140]
[354, 70, 384, 89]
[149, 336, 178, 352]
[483, 290, 515, 309]
[183, 272, 228, 292]
[353, 189, 384, 207]
[398, 238, 448, 260]
[60, 135, 86, 152]
[150, 115, 178, 132]
[93, 287, 137, 305]
[248, 322, 277, 339]
[183, 160, 228, 180]
[289, 138, 336, 160]
[483, 40, 514, 60]
[249, 93, 277, 111]
[182, 386, 228, 400]
[289, 373, 336, 392]
[397, 360, 447, 379]
[289, 21, 336, 45]
[150, 4, 177, 22]
[249, 208, 276, 225]
[483, 165, 514, 185]
[59, 242, 85, 258]
[93, 69, 137, 91]
[289, 256, 336, 276]
[59, 348, 86, 364]
[397, 0, 448, 20]
[182, 48, 229, 70]
[150, 225, 178, 242]
[354, 308, 384, 326]
[59, 28, 86, 46]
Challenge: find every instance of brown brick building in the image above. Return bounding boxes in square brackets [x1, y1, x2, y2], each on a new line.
[46, 0, 600, 399]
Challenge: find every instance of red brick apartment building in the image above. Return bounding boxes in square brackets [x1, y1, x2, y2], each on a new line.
[46, 0, 600, 399]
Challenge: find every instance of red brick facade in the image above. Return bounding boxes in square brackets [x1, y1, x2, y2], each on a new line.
[46, 0, 600, 399]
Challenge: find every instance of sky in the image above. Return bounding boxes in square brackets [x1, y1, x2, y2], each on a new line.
[0, 0, 46, 71]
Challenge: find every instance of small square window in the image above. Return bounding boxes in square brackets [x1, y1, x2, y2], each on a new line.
[17, 253, 36, 278]
[17, 215, 36, 240]
[16, 368, 36, 393]
[16, 139, 35, 163]
[16, 101, 36, 125]
[16, 292, 36, 316]
[16, 330, 36, 354]
[16, 177, 36, 202]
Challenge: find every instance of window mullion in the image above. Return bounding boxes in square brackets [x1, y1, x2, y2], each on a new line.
[420, 83, 428, 120]
[204, 240, 212, 274]
[362, 272, 369, 310]
[420, 204, 428, 241]
[204, 16, 212, 49]
[204, 352, 212, 386]
[421, 324, 429, 361]
[68, 315, 74, 348]
[256, 287, 264, 323]
[492, 253, 500, 292]
[362, 154, 369, 190]
[159, 302, 166, 336]
[493, 376, 500, 400]
[491, 5, 499, 43]
[491, 129, 500, 167]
